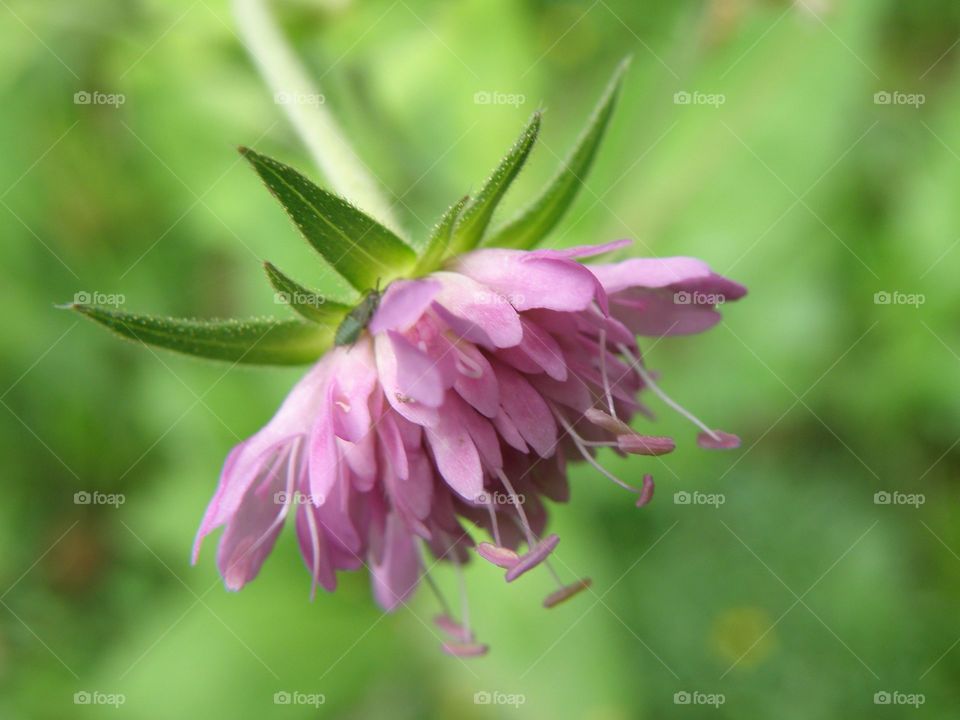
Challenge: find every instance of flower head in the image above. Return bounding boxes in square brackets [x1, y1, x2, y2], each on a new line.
[71, 59, 748, 656]
[192, 239, 746, 655]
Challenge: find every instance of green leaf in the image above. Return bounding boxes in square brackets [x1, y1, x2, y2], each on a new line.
[414, 195, 469, 273]
[484, 58, 629, 250]
[449, 112, 541, 254]
[264, 262, 353, 326]
[72, 305, 332, 365]
[240, 147, 416, 291]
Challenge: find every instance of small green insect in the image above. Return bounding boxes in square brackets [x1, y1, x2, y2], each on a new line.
[334, 285, 382, 346]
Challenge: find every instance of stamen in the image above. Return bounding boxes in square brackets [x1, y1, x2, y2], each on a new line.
[543, 578, 593, 608]
[696, 430, 741, 450]
[584, 407, 632, 435]
[552, 409, 640, 493]
[505, 534, 560, 582]
[441, 642, 489, 658]
[617, 434, 676, 456]
[434, 614, 474, 644]
[618, 343, 723, 443]
[455, 561, 472, 639]
[476, 542, 519, 569]
[598, 328, 617, 419]
[485, 498, 503, 547]
[495, 469, 538, 547]
[420, 547, 453, 618]
[635, 474, 655, 508]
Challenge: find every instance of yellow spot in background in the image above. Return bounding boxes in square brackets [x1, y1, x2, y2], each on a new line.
[709, 606, 777, 668]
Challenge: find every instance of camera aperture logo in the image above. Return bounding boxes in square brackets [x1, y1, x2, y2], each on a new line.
[74, 691, 125, 708]
[475, 490, 525, 506]
[274, 91, 325, 107]
[674, 90, 725, 108]
[873, 290, 924, 308]
[273, 690, 325, 707]
[474, 91, 526, 108]
[274, 490, 324, 506]
[472, 290, 526, 306]
[273, 290, 327, 308]
[674, 690, 725, 707]
[874, 690, 924, 707]
[674, 490, 725, 508]
[473, 690, 526, 707]
[74, 291, 125, 307]
[674, 290, 726, 306]
[74, 490, 125, 508]
[74, 90, 125, 107]
[874, 490, 924, 508]
[873, 91, 925, 108]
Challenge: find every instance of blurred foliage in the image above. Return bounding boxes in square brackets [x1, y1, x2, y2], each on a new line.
[3, 0, 960, 717]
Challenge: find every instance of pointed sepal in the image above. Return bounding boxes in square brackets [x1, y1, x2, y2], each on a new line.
[240, 147, 416, 291]
[414, 195, 469, 274]
[484, 58, 629, 250]
[449, 112, 541, 254]
[71, 304, 332, 365]
[264, 262, 353, 327]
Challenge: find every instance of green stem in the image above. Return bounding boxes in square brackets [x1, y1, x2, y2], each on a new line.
[232, 0, 402, 234]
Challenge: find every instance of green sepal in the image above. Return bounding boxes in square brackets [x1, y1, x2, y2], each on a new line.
[414, 195, 469, 274]
[263, 262, 352, 327]
[71, 304, 332, 365]
[449, 112, 541, 254]
[240, 147, 416, 291]
[484, 58, 629, 250]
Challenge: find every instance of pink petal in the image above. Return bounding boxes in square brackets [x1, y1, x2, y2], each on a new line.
[215, 462, 291, 590]
[451, 341, 500, 418]
[453, 250, 601, 312]
[374, 333, 439, 427]
[430, 271, 523, 348]
[330, 339, 377, 442]
[368, 279, 441, 334]
[492, 362, 557, 457]
[424, 402, 484, 501]
[370, 512, 421, 612]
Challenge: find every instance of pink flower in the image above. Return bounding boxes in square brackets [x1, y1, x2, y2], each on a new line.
[193, 239, 745, 656]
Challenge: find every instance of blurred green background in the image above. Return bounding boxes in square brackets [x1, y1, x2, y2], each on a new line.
[3, 0, 960, 717]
